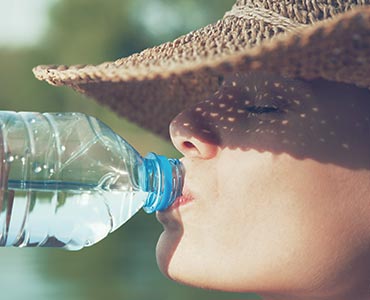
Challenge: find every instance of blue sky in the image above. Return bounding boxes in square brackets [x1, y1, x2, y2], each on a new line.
[0, 0, 57, 47]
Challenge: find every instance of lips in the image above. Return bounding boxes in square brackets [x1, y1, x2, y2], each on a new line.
[168, 189, 194, 211]
[156, 188, 194, 225]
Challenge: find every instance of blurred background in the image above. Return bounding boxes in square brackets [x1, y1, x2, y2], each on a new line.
[0, 0, 260, 299]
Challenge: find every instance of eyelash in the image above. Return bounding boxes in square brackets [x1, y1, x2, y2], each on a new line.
[244, 98, 288, 114]
[245, 105, 279, 114]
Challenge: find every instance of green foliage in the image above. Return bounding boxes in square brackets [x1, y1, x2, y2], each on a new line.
[44, 0, 131, 64]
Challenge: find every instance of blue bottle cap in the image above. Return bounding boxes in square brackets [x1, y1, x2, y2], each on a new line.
[142, 153, 183, 213]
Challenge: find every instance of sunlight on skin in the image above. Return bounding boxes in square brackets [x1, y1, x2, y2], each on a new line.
[157, 72, 370, 300]
[171, 72, 370, 169]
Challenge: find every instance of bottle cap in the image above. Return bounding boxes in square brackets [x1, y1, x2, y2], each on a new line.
[141, 153, 183, 213]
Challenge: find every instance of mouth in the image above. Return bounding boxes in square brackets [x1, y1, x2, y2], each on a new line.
[167, 189, 194, 211]
[156, 188, 194, 226]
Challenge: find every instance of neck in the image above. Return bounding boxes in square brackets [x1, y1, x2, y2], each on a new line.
[256, 244, 370, 300]
[259, 276, 370, 300]
[260, 291, 370, 300]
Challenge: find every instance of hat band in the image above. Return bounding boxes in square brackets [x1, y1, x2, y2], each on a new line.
[224, 4, 307, 33]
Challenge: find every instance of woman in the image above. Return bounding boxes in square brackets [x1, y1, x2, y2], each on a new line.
[34, 1, 370, 299]
[159, 71, 370, 299]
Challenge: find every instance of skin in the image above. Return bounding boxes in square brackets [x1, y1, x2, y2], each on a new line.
[156, 72, 370, 300]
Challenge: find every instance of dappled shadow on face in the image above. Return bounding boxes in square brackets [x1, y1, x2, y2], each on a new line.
[170, 72, 370, 170]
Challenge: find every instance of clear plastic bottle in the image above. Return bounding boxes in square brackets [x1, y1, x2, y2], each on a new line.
[0, 112, 184, 250]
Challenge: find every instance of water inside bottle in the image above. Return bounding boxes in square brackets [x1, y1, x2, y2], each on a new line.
[0, 180, 148, 250]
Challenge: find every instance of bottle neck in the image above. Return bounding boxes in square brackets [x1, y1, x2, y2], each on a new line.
[140, 153, 184, 213]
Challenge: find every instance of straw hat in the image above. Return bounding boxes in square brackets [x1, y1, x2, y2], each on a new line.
[33, 0, 370, 140]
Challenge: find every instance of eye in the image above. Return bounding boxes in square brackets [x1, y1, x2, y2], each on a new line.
[245, 105, 279, 114]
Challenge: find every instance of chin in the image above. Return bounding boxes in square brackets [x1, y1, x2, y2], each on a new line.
[155, 217, 184, 277]
[156, 232, 206, 288]
[156, 235, 241, 292]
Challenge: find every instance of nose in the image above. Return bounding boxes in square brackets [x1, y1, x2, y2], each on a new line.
[169, 112, 219, 159]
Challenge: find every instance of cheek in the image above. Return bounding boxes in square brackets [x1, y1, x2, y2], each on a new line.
[225, 155, 369, 290]
[164, 151, 369, 293]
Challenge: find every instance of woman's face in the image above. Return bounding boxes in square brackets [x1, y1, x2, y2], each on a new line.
[156, 72, 370, 298]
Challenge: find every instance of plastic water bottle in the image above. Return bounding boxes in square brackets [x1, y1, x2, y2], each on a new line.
[0, 112, 184, 250]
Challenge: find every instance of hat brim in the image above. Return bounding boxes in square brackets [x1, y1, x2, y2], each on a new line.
[33, 7, 370, 140]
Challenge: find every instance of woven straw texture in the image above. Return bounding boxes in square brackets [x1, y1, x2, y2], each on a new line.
[33, 0, 370, 140]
